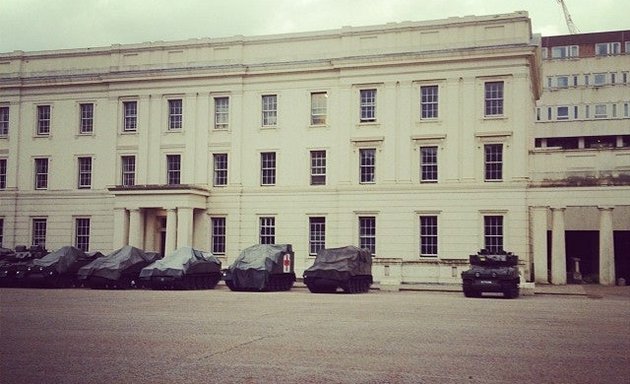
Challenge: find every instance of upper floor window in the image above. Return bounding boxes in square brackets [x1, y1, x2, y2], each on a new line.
[214, 97, 229, 130]
[166, 154, 181, 185]
[309, 217, 326, 255]
[359, 216, 376, 255]
[259, 217, 275, 245]
[484, 81, 504, 116]
[32, 218, 47, 248]
[0, 158, 6, 190]
[260, 152, 276, 186]
[420, 146, 438, 183]
[420, 85, 438, 119]
[310, 150, 326, 186]
[551, 45, 578, 59]
[75, 218, 90, 252]
[359, 148, 375, 184]
[484, 215, 504, 253]
[213, 153, 228, 187]
[261, 95, 277, 127]
[626, 41, 630, 54]
[37, 105, 51, 135]
[594, 73, 607, 86]
[419, 215, 438, 257]
[594, 104, 607, 119]
[168, 99, 183, 130]
[359, 89, 376, 123]
[77, 157, 92, 189]
[123, 101, 137, 132]
[310, 92, 328, 125]
[0, 218, 3, 248]
[79, 103, 94, 134]
[34, 158, 48, 190]
[557, 106, 569, 120]
[556, 76, 569, 88]
[210, 217, 226, 255]
[595, 42, 621, 56]
[121, 156, 135, 187]
[484, 144, 503, 182]
[0, 106, 9, 136]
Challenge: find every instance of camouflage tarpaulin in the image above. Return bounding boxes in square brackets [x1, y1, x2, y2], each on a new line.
[228, 244, 291, 290]
[139, 247, 221, 279]
[33, 246, 87, 274]
[77, 246, 159, 281]
[304, 246, 372, 281]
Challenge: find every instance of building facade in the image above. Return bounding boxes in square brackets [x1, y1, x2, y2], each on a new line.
[2, 12, 626, 286]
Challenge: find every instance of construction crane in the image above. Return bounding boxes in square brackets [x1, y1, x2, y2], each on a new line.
[556, 0, 579, 34]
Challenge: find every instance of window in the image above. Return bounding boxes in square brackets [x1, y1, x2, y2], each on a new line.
[309, 217, 326, 255]
[484, 215, 503, 253]
[34, 158, 48, 189]
[77, 157, 92, 189]
[624, 103, 629, 118]
[584, 74, 590, 86]
[79, 103, 94, 134]
[420, 85, 438, 119]
[557, 106, 569, 120]
[556, 76, 569, 88]
[626, 41, 630, 54]
[259, 217, 275, 245]
[484, 144, 503, 181]
[121, 156, 135, 187]
[595, 42, 621, 56]
[168, 99, 183, 130]
[420, 146, 438, 183]
[574, 106, 579, 119]
[594, 73, 606, 86]
[551, 45, 578, 58]
[420, 216, 438, 257]
[624, 72, 628, 84]
[310, 150, 326, 185]
[612, 104, 618, 118]
[166, 154, 181, 185]
[75, 218, 90, 252]
[359, 216, 376, 255]
[213, 153, 228, 186]
[32, 218, 47, 248]
[585, 105, 590, 118]
[0, 218, 3, 248]
[359, 89, 376, 122]
[214, 97, 229, 130]
[122, 101, 137, 132]
[359, 148, 375, 184]
[573, 75, 578, 87]
[0, 159, 6, 190]
[211, 217, 226, 255]
[37, 105, 51, 135]
[310, 92, 327, 125]
[484, 81, 504, 116]
[260, 152, 276, 186]
[0, 106, 8, 136]
[594, 104, 607, 119]
[611, 73, 617, 84]
[261, 95, 277, 127]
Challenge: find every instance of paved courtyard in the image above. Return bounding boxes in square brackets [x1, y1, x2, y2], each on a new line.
[1, 286, 629, 384]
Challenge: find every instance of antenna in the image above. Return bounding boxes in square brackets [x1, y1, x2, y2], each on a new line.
[556, 0, 579, 34]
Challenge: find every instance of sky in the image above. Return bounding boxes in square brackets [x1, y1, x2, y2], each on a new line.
[1, 0, 629, 53]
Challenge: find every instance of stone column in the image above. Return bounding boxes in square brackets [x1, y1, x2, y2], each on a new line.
[598, 207, 615, 285]
[531, 206, 549, 284]
[165, 208, 177, 255]
[550, 207, 566, 285]
[176, 207, 194, 248]
[128, 209, 143, 248]
[112, 208, 128, 249]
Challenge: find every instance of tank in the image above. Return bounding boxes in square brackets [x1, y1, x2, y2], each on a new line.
[461, 249, 520, 299]
[0, 245, 48, 287]
[222, 244, 295, 291]
[77, 245, 160, 289]
[25, 246, 97, 288]
[139, 247, 222, 290]
[303, 246, 373, 293]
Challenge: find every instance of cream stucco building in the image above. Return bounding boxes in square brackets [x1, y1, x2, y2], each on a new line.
[1, 11, 627, 285]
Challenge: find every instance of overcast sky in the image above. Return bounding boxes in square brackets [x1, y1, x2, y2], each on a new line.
[1, 0, 628, 53]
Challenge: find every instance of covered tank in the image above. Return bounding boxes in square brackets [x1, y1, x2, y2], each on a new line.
[0, 245, 48, 287]
[461, 249, 520, 299]
[77, 245, 160, 289]
[139, 247, 222, 290]
[303, 246, 373, 293]
[25, 246, 96, 288]
[223, 244, 295, 291]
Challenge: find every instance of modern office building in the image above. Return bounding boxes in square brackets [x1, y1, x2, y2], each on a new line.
[1, 11, 627, 285]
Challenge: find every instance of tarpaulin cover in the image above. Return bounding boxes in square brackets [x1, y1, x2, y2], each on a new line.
[77, 246, 159, 280]
[227, 244, 291, 290]
[139, 247, 221, 279]
[304, 246, 372, 281]
[33, 246, 87, 274]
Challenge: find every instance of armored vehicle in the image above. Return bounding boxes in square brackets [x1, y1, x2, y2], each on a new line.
[139, 247, 222, 290]
[303, 246, 373, 293]
[223, 244, 295, 291]
[0, 245, 48, 287]
[26, 246, 97, 288]
[461, 249, 520, 299]
[77, 245, 160, 289]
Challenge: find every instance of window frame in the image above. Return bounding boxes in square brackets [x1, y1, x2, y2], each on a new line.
[419, 215, 438, 257]
[419, 146, 438, 183]
[483, 215, 504, 253]
[484, 144, 503, 182]
[0, 158, 6, 190]
[214, 96, 230, 130]
[310, 150, 326, 186]
[166, 154, 181, 185]
[484, 81, 504, 117]
[36, 105, 51, 136]
[260, 152, 276, 186]
[213, 153, 228, 187]
[167, 98, 183, 131]
[210, 217, 226, 255]
[594, 104, 608, 119]
[77, 156, 92, 189]
[420, 85, 439, 119]
[75, 217, 90, 252]
[359, 89, 377, 123]
[308, 216, 326, 255]
[556, 106, 570, 120]
[79, 103, 94, 135]
[259, 216, 276, 245]
[551, 45, 579, 59]
[0, 106, 9, 136]
[595, 42, 621, 56]
[121, 155, 136, 187]
[359, 148, 376, 184]
[310, 92, 328, 126]
[31, 218, 47, 248]
[34, 158, 49, 190]
[261, 94, 278, 127]
[358, 216, 376, 255]
[122, 100, 138, 133]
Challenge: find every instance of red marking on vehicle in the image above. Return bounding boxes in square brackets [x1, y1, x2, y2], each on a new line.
[283, 254, 291, 273]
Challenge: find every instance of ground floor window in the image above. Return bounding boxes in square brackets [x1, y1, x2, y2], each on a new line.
[309, 217, 326, 255]
[359, 216, 376, 255]
[0, 218, 4, 248]
[484, 215, 503, 253]
[75, 218, 90, 252]
[420, 216, 438, 256]
[259, 217, 275, 245]
[32, 218, 47, 248]
[211, 217, 226, 255]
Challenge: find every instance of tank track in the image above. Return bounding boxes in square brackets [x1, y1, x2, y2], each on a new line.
[149, 273, 221, 290]
[341, 275, 372, 293]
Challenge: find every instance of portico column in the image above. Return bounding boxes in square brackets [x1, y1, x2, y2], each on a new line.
[112, 208, 128, 249]
[550, 207, 567, 285]
[128, 209, 143, 248]
[531, 206, 549, 284]
[165, 208, 177, 255]
[598, 207, 615, 285]
[176, 207, 194, 248]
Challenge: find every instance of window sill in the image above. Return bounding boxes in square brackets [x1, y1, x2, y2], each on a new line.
[417, 118, 441, 124]
[120, 131, 138, 135]
[482, 115, 507, 121]
[357, 122, 380, 128]
[308, 124, 329, 129]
